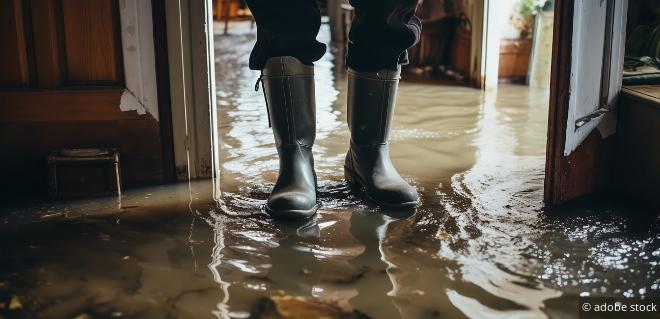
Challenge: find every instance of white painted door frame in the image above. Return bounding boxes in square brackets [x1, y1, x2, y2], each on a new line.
[482, 0, 502, 89]
[469, 0, 503, 90]
[165, 0, 220, 185]
[563, 0, 627, 155]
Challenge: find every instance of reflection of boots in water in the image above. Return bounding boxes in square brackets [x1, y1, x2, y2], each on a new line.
[344, 67, 419, 209]
[259, 56, 318, 219]
[310, 211, 365, 310]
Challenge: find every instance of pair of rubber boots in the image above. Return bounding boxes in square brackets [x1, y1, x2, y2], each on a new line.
[258, 56, 418, 220]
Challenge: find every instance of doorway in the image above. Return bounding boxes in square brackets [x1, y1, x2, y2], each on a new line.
[192, 1, 658, 317]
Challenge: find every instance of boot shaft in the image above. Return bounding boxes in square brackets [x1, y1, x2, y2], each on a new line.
[261, 56, 316, 148]
[347, 67, 401, 146]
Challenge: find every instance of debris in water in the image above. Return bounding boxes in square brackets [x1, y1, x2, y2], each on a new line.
[9, 295, 23, 310]
[250, 296, 370, 319]
[40, 212, 65, 219]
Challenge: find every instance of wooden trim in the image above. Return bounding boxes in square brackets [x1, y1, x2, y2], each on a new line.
[0, 89, 146, 122]
[152, 0, 176, 181]
[621, 86, 660, 109]
[111, 0, 125, 85]
[615, 92, 660, 207]
[544, 0, 574, 203]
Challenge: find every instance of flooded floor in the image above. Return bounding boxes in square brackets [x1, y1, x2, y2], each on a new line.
[1, 22, 659, 319]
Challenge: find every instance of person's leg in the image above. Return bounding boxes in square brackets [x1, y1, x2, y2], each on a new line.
[247, 1, 323, 219]
[246, 0, 326, 70]
[346, 0, 421, 72]
[343, 0, 421, 208]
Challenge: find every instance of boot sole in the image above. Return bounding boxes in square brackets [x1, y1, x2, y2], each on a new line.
[265, 203, 319, 220]
[344, 166, 418, 210]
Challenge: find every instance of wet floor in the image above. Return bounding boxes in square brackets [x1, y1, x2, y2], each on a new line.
[1, 21, 659, 319]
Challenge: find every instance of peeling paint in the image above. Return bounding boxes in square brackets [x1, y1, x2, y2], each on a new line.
[118, 0, 159, 121]
[120, 88, 152, 117]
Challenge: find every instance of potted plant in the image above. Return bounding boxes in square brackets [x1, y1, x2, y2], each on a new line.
[499, 0, 551, 82]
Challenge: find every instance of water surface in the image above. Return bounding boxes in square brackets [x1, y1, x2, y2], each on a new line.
[0, 21, 658, 319]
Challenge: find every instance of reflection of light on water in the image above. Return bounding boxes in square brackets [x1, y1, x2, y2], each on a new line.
[441, 90, 561, 318]
[378, 217, 399, 299]
[205, 204, 281, 318]
[447, 289, 539, 319]
[207, 215, 232, 319]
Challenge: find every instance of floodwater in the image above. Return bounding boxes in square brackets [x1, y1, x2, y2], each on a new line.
[1, 21, 658, 319]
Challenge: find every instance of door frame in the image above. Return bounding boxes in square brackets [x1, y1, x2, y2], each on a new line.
[544, 0, 621, 204]
[178, 0, 618, 204]
[165, 0, 220, 185]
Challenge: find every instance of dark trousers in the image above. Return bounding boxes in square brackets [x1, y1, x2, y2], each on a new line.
[245, 0, 422, 72]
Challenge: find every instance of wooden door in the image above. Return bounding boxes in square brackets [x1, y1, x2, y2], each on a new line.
[0, 0, 168, 195]
[544, 0, 628, 204]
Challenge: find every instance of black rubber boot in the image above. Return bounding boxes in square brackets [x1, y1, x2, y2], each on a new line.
[259, 56, 318, 219]
[344, 67, 419, 209]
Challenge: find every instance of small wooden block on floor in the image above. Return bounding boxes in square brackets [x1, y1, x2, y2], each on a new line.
[48, 148, 121, 197]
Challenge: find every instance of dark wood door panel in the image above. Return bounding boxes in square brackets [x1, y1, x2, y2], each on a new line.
[61, 0, 123, 85]
[0, 89, 146, 123]
[30, 0, 64, 88]
[0, 0, 124, 89]
[0, 0, 169, 194]
[0, 0, 30, 87]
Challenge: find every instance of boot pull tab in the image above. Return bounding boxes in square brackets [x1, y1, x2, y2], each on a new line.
[254, 76, 262, 92]
[255, 76, 272, 128]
